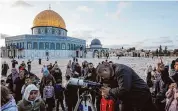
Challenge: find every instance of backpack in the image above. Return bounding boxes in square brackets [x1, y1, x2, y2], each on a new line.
[100, 97, 115, 111]
[44, 86, 54, 98]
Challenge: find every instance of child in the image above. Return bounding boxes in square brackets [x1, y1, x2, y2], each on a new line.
[1, 80, 6, 86]
[43, 80, 55, 111]
[165, 83, 178, 111]
[17, 84, 45, 111]
[21, 77, 32, 96]
[54, 79, 65, 111]
[1, 85, 18, 111]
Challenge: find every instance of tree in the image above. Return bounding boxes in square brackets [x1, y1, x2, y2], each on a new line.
[164, 46, 168, 56]
[159, 45, 162, 56]
[156, 49, 159, 56]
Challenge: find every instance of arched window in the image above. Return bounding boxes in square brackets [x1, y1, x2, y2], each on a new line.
[50, 43, 55, 50]
[68, 43, 70, 50]
[39, 42, 44, 49]
[22, 42, 24, 48]
[62, 43, 66, 50]
[38, 29, 41, 34]
[52, 29, 55, 34]
[71, 44, 73, 50]
[27, 42, 32, 49]
[20, 43, 22, 48]
[45, 28, 48, 34]
[33, 42, 38, 49]
[74, 44, 76, 50]
[56, 43, 60, 50]
[58, 30, 61, 35]
[45, 42, 49, 49]
[17, 43, 19, 49]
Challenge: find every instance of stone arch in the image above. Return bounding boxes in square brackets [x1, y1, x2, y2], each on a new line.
[56, 43, 60, 50]
[61, 43, 66, 50]
[71, 44, 73, 50]
[67, 43, 70, 50]
[100, 49, 105, 57]
[50, 43, 55, 50]
[93, 50, 99, 58]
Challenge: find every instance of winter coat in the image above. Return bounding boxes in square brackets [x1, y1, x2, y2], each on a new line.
[52, 68, 62, 82]
[171, 72, 178, 85]
[0, 96, 18, 111]
[66, 68, 72, 77]
[165, 88, 178, 111]
[17, 84, 46, 111]
[108, 64, 151, 109]
[85, 68, 97, 82]
[6, 68, 19, 93]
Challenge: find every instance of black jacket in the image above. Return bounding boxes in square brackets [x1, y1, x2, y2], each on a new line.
[171, 72, 178, 85]
[107, 64, 150, 108]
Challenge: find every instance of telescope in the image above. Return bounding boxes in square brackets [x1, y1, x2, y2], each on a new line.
[67, 78, 102, 88]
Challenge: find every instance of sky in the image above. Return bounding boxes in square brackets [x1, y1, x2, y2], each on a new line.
[0, 0, 178, 50]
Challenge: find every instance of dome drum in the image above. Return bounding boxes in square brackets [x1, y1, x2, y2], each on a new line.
[90, 39, 102, 48]
[32, 26, 67, 36]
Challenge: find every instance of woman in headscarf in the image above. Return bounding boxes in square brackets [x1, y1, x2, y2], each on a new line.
[0, 85, 18, 111]
[17, 84, 46, 111]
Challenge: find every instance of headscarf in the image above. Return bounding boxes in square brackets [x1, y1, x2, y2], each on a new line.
[43, 68, 49, 77]
[23, 84, 40, 105]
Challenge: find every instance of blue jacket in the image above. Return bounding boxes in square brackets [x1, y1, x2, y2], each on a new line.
[1, 97, 18, 111]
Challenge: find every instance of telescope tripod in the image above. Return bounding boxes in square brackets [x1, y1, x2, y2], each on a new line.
[74, 89, 96, 111]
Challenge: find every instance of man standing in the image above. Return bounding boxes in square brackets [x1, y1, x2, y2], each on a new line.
[27, 60, 32, 72]
[96, 63, 157, 111]
[1, 61, 9, 77]
[11, 58, 18, 68]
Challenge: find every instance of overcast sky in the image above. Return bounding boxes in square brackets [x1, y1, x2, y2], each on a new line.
[0, 0, 178, 49]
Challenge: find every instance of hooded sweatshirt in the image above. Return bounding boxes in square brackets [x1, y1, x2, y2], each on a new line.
[17, 84, 45, 111]
[0, 96, 18, 111]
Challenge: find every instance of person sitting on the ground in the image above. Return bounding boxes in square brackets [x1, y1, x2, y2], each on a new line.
[17, 84, 46, 111]
[1, 85, 18, 111]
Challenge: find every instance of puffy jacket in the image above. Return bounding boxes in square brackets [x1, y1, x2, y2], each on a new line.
[0, 96, 18, 111]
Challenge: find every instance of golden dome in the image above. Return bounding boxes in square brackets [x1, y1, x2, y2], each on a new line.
[33, 10, 66, 30]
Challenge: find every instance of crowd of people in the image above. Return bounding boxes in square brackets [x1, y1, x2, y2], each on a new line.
[146, 58, 178, 111]
[0, 57, 178, 111]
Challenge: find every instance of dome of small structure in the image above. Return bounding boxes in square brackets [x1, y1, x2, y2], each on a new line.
[91, 39, 101, 45]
